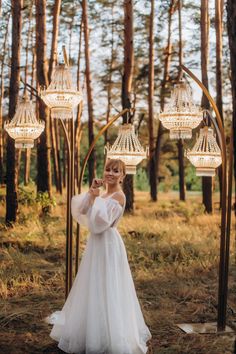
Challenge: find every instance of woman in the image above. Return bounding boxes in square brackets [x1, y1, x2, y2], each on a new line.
[48, 158, 152, 353]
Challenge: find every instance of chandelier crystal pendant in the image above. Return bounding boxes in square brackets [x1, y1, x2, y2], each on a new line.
[186, 126, 222, 177]
[4, 96, 45, 148]
[40, 63, 82, 120]
[159, 81, 203, 139]
[105, 123, 148, 174]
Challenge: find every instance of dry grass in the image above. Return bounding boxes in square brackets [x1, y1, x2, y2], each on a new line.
[0, 189, 235, 353]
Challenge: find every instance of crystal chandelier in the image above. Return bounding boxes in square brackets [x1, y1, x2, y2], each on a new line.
[186, 126, 222, 176]
[159, 81, 203, 139]
[40, 63, 82, 120]
[4, 96, 45, 148]
[105, 123, 148, 174]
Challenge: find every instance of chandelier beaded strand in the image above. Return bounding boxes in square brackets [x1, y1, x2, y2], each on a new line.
[159, 81, 203, 139]
[4, 96, 45, 148]
[186, 126, 222, 176]
[105, 123, 148, 174]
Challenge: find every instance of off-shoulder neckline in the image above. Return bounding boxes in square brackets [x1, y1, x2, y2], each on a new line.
[100, 191, 125, 199]
[99, 193, 125, 208]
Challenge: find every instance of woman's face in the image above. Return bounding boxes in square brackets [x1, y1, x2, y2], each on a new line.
[103, 163, 123, 186]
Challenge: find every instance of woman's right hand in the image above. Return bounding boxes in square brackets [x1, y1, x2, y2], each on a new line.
[88, 178, 104, 198]
[91, 178, 104, 189]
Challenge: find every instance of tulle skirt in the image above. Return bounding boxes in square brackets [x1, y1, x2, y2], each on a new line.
[48, 228, 151, 353]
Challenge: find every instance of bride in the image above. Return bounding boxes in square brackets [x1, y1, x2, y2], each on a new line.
[47, 158, 152, 353]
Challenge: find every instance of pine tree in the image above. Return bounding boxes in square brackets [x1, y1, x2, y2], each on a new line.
[215, 0, 224, 207]
[35, 0, 52, 201]
[201, 0, 213, 213]
[0, 11, 10, 184]
[148, 0, 157, 201]
[5, 0, 23, 224]
[177, 0, 185, 201]
[226, 0, 236, 189]
[155, 0, 176, 198]
[49, 0, 62, 193]
[82, 0, 96, 187]
[23, 4, 33, 186]
[122, 0, 134, 212]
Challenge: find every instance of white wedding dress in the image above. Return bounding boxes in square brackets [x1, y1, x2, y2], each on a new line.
[47, 191, 152, 354]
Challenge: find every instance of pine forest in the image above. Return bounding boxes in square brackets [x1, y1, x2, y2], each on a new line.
[0, 0, 235, 353]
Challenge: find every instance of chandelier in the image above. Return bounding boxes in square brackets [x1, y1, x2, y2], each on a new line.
[159, 81, 203, 139]
[4, 96, 45, 148]
[105, 123, 148, 174]
[186, 126, 222, 176]
[40, 63, 82, 120]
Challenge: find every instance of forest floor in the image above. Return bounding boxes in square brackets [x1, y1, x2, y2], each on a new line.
[0, 187, 235, 354]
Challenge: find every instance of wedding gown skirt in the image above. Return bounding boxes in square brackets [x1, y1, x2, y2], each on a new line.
[47, 192, 151, 354]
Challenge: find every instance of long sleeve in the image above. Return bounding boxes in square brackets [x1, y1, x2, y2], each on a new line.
[71, 192, 93, 227]
[88, 197, 123, 234]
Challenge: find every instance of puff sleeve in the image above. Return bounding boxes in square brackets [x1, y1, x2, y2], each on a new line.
[71, 192, 93, 227]
[88, 197, 123, 234]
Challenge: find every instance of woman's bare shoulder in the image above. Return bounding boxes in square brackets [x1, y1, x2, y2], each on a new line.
[111, 191, 126, 207]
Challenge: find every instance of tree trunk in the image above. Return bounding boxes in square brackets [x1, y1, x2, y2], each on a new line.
[23, 5, 33, 185]
[201, 0, 211, 111]
[201, 0, 212, 213]
[48, 0, 61, 81]
[25, 45, 36, 185]
[226, 0, 236, 197]
[69, 15, 75, 62]
[177, 0, 185, 201]
[50, 117, 60, 191]
[0, 71, 4, 185]
[63, 135, 67, 188]
[5, 0, 23, 225]
[105, 3, 115, 147]
[54, 119, 62, 194]
[82, 0, 96, 187]
[75, 19, 83, 190]
[155, 0, 174, 198]
[0, 12, 10, 184]
[177, 139, 185, 200]
[36, 0, 52, 199]
[24, 148, 31, 185]
[30, 48, 36, 100]
[215, 0, 224, 119]
[48, 0, 61, 192]
[122, 0, 134, 212]
[148, 0, 157, 201]
[75, 121, 82, 190]
[15, 148, 22, 185]
[215, 0, 224, 207]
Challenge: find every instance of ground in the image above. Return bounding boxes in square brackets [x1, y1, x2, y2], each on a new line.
[0, 189, 235, 354]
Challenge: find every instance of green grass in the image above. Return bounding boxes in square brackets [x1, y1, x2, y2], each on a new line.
[0, 188, 235, 353]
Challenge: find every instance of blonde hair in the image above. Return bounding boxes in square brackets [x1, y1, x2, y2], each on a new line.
[105, 158, 126, 178]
